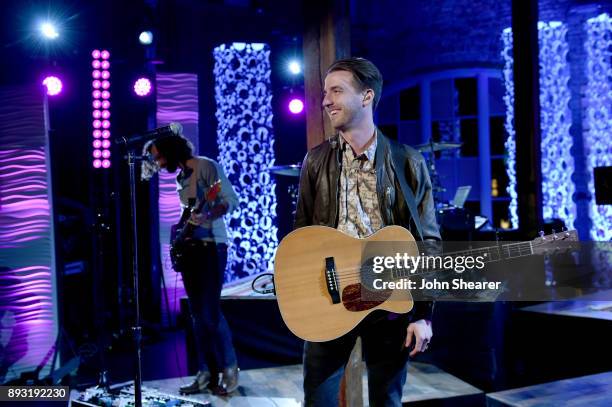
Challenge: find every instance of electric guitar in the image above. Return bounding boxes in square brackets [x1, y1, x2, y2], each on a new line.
[273, 225, 578, 342]
[170, 180, 221, 272]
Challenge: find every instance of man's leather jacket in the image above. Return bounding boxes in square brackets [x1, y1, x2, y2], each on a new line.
[294, 131, 441, 322]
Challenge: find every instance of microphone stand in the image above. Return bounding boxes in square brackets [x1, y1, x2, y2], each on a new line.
[117, 136, 144, 407]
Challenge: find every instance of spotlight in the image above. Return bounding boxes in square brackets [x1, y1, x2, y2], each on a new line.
[288, 98, 304, 114]
[40, 22, 59, 39]
[133, 77, 152, 97]
[288, 60, 301, 75]
[42, 76, 63, 96]
[139, 31, 153, 45]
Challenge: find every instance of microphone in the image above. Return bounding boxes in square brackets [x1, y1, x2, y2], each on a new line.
[115, 122, 183, 145]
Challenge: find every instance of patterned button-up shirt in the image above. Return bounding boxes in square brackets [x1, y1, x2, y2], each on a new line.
[337, 132, 384, 238]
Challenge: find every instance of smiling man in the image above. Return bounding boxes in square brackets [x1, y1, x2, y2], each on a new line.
[294, 57, 441, 407]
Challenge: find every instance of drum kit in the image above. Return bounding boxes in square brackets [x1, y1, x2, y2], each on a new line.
[268, 140, 462, 210]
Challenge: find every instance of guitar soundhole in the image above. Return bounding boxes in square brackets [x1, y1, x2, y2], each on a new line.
[341, 283, 392, 312]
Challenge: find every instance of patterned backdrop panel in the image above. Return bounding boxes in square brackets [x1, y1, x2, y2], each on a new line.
[501, 22, 576, 230]
[156, 73, 199, 325]
[0, 86, 58, 382]
[213, 43, 278, 281]
[584, 13, 612, 241]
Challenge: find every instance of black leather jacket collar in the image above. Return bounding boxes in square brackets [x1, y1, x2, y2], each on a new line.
[294, 131, 441, 242]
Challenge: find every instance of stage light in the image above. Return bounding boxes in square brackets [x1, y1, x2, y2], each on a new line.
[288, 60, 301, 75]
[40, 22, 59, 39]
[133, 77, 152, 97]
[288, 98, 304, 114]
[139, 31, 153, 45]
[92, 48, 111, 169]
[42, 76, 62, 96]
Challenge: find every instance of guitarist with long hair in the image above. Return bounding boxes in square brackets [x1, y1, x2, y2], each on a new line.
[142, 134, 239, 396]
[294, 57, 441, 407]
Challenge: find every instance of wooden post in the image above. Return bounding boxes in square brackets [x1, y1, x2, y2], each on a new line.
[302, 0, 351, 150]
[511, 0, 543, 237]
[302, 2, 362, 405]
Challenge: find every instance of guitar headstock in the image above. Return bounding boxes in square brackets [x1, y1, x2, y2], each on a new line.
[531, 229, 579, 256]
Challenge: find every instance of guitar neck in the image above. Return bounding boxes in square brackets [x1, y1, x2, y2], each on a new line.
[392, 241, 536, 279]
[443, 241, 534, 264]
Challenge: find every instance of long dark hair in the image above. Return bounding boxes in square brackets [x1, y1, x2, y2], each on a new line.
[141, 134, 194, 180]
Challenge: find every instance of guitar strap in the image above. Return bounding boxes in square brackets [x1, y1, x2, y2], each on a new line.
[389, 147, 425, 241]
[187, 158, 199, 204]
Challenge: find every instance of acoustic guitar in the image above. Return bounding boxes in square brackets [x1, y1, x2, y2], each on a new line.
[273, 225, 578, 342]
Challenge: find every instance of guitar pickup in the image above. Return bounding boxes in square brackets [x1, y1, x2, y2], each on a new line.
[325, 257, 341, 304]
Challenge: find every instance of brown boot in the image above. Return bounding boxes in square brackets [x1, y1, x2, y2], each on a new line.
[179, 370, 212, 394]
[213, 366, 239, 395]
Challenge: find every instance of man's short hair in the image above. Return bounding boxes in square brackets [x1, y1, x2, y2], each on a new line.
[327, 57, 383, 110]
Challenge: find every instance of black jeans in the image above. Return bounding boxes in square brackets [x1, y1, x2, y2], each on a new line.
[303, 312, 410, 407]
[180, 242, 237, 373]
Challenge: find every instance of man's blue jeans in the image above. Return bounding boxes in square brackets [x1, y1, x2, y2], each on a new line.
[303, 312, 410, 407]
[181, 242, 237, 373]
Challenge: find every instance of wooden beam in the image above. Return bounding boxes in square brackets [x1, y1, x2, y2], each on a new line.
[302, 0, 351, 150]
[511, 0, 543, 237]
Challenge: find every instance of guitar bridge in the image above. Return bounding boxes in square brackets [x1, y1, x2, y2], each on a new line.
[325, 257, 341, 304]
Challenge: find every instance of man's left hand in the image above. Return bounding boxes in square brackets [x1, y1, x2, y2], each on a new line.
[404, 319, 432, 357]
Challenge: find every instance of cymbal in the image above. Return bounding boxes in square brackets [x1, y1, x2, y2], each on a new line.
[269, 164, 301, 177]
[413, 141, 462, 153]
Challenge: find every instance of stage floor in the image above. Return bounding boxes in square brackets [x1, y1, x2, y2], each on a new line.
[141, 362, 483, 406]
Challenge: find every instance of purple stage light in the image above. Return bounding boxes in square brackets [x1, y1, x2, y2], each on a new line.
[288, 98, 304, 114]
[42, 76, 63, 96]
[92, 49, 111, 168]
[134, 77, 153, 96]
